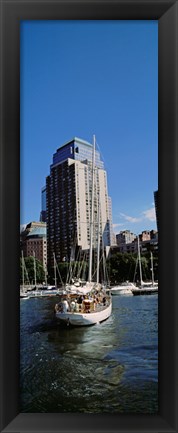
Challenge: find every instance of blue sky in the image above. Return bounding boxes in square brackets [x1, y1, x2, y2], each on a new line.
[20, 20, 158, 235]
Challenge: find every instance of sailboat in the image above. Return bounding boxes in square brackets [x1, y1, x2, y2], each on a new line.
[20, 251, 30, 299]
[55, 135, 112, 326]
[150, 252, 158, 288]
[110, 282, 137, 296]
[132, 239, 158, 296]
[64, 247, 87, 295]
[29, 253, 62, 297]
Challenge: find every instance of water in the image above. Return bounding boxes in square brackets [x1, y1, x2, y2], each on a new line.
[20, 294, 158, 413]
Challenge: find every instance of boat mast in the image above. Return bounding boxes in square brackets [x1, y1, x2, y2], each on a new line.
[53, 252, 57, 287]
[96, 196, 100, 284]
[33, 251, 37, 286]
[44, 265, 47, 285]
[21, 250, 25, 292]
[137, 236, 143, 286]
[88, 134, 96, 283]
[150, 252, 154, 285]
[102, 238, 106, 285]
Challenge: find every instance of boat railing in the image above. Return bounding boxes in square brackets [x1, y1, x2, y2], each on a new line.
[55, 294, 111, 315]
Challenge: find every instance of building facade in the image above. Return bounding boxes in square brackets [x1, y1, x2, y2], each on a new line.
[46, 137, 114, 274]
[110, 232, 158, 255]
[40, 186, 47, 223]
[116, 230, 136, 246]
[139, 231, 151, 242]
[110, 231, 158, 255]
[21, 221, 47, 269]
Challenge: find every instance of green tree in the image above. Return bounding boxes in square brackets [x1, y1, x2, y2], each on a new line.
[56, 262, 88, 283]
[107, 253, 137, 284]
[48, 261, 88, 286]
[20, 256, 45, 285]
[107, 250, 158, 285]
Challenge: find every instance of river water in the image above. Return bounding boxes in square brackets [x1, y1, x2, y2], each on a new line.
[20, 294, 158, 413]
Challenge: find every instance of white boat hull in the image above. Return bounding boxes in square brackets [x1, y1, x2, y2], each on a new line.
[56, 302, 112, 326]
[21, 289, 61, 299]
[20, 294, 30, 299]
[111, 288, 133, 295]
[111, 283, 136, 296]
[132, 286, 158, 295]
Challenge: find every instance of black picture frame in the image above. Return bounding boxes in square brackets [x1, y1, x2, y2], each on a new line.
[0, 1, 178, 432]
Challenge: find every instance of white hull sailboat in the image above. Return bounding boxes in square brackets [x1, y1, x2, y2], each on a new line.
[132, 286, 158, 295]
[132, 242, 158, 296]
[111, 282, 136, 295]
[55, 135, 112, 326]
[20, 251, 31, 299]
[25, 254, 60, 298]
[55, 290, 112, 326]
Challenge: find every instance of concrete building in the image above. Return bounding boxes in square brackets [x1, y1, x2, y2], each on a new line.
[116, 230, 136, 246]
[139, 231, 151, 242]
[140, 238, 158, 253]
[21, 221, 47, 269]
[110, 232, 158, 256]
[40, 186, 47, 223]
[46, 137, 114, 274]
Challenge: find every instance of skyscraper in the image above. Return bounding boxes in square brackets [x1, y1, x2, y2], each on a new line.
[46, 137, 114, 276]
[40, 186, 47, 222]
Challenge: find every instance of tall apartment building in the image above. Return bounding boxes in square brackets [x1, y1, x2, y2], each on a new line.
[46, 137, 114, 275]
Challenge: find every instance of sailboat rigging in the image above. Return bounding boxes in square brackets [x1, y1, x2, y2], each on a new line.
[132, 238, 158, 295]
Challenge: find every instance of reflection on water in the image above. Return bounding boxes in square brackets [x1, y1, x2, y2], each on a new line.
[20, 294, 158, 413]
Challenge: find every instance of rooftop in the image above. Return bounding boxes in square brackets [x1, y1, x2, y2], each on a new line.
[27, 227, 46, 237]
[56, 137, 92, 152]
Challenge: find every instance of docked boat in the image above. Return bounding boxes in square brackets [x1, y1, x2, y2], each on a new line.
[26, 288, 60, 298]
[132, 286, 158, 296]
[111, 282, 136, 295]
[54, 135, 112, 326]
[132, 242, 158, 296]
[20, 251, 31, 299]
[20, 292, 30, 299]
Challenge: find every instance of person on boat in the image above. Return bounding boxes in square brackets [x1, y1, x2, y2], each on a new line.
[78, 295, 83, 304]
[62, 299, 69, 312]
[70, 300, 75, 312]
[103, 296, 106, 306]
[93, 298, 97, 311]
[74, 301, 79, 312]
